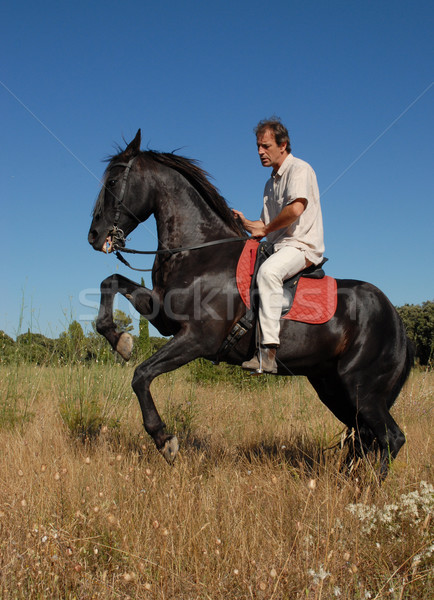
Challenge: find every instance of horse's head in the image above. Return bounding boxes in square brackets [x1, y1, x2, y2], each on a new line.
[88, 129, 151, 253]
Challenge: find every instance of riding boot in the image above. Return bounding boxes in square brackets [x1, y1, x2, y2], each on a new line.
[241, 352, 261, 371]
[242, 347, 278, 374]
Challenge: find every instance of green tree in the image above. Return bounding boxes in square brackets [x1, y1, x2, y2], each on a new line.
[137, 316, 151, 359]
[0, 330, 16, 363]
[136, 278, 151, 360]
[16, 330, 55, 364]
[397, 301, 433, 366]
[56, 321, 86, 363]
[113, 309, 134, 333]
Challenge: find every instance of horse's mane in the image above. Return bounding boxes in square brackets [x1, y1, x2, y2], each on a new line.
[107, 149, 245, 236]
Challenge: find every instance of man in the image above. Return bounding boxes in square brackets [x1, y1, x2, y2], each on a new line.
[233, 117, 324, 373]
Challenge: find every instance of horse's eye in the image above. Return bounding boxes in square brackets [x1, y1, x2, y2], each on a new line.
[107, 179, 116, 188]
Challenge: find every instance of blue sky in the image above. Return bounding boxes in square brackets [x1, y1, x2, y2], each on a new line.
[1, 0, 433, 339]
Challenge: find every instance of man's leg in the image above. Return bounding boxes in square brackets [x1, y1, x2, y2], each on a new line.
[257, 246, 308, 346]
[242, 246, 307, 373]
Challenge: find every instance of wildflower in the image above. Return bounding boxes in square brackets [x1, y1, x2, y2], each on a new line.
[345, 503, 377, 534]
[40, 464, 47, 472]
[308, 479, 317, 491]
[107, 514, 117, 526]
[308, 565, 330, 585]
[270, 568, 277, 578]
[84, 457, 91, 464]
[378, 503, 399, 526]
[233, 569, 239, 575]
[333, 587, 342, 597]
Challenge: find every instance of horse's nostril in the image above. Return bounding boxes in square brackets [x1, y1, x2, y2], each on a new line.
[88, 230, 97, 244]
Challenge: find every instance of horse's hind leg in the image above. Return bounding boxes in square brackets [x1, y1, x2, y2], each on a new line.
[309, 371, 404, 478]
[308, 373, 364, 472]
[337, 367, 406, 480]
[358, 405, 405, 480]
[96, 274, 154, 360]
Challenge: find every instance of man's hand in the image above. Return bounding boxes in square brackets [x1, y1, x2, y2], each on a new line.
[232, 209, 247, 227]
[232, 209, 266, 239]
[248, 221, 266, 238]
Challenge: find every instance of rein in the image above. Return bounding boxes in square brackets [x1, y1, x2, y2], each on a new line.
[115, 236, 249, 272]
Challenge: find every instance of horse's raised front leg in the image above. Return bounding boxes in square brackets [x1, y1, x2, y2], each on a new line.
[131, 326, 203, 463]
[96, 274, 154, 360]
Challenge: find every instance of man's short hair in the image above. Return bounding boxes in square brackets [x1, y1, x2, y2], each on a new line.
[254, 116, 291, 153]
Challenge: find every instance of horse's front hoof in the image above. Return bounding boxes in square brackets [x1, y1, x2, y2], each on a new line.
[116, 333, 133, 361]
[160, 436, 179, 464]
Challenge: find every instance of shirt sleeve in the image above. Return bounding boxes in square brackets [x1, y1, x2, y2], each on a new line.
[283, 163, 314, 206]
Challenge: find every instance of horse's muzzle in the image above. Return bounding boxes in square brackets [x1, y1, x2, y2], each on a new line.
[88, 229, 109, 252]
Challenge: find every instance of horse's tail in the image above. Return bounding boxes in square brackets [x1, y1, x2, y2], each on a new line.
[387, 334, 415, 409]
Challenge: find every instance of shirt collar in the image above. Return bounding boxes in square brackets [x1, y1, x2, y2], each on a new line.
[273, 153, 293, 180]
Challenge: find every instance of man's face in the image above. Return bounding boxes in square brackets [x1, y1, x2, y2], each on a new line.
[256, 129, 288, 171]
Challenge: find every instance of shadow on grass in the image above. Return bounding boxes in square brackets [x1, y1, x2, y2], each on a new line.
[65, 423, 379, 484]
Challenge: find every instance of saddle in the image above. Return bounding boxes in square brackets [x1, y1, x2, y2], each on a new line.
[217, 240, 337, 359]
[244, 241, 328, 316]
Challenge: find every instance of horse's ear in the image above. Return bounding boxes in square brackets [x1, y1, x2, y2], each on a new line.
[125, 129, 141, 156]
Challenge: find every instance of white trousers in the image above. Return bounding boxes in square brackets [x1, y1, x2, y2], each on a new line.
[257, 246, 308, 346]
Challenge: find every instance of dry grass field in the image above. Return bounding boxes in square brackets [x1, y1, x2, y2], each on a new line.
[0, 363, 432, 599]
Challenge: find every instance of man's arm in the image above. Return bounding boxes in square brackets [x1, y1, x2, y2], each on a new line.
[233, 199, 306, 239]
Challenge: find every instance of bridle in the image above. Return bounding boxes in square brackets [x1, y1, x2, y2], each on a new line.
[105, 156, 137, 250]
[104, 155, 249, 272]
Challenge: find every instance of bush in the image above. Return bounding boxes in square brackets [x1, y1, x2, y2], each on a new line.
[397, 301, 433, 366]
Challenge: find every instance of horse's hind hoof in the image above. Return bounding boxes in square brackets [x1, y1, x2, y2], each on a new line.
[160, 436, 179, 464]
[116, 332, 133, 361]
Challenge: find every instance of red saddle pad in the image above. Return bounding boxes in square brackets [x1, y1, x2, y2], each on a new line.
[236, 240, 337, 324]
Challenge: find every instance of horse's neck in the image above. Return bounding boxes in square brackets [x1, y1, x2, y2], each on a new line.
[154, 182, 233, 249]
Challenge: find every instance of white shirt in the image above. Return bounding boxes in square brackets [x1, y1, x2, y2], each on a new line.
[261, 153, 325, 264]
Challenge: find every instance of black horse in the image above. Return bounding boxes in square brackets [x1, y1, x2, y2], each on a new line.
[88, 130, 413, 478]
